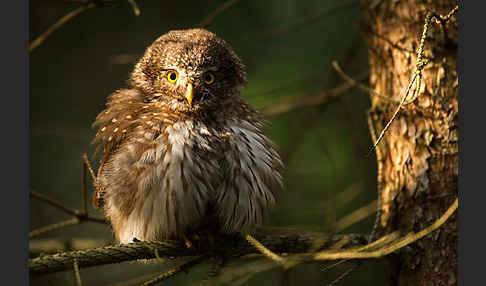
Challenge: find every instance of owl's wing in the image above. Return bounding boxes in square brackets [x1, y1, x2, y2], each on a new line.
[216, 120, 283, 233]
[91, 89, 157, 209]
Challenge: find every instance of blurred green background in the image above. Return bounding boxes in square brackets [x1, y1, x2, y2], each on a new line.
[29, 0, 386, 285]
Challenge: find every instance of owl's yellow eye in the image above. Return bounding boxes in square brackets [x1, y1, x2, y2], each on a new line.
[167, 71, 178, 83]
[203, 72, 215, 85]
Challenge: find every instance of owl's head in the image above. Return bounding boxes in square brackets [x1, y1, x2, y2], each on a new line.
[130, 29, 247, 112]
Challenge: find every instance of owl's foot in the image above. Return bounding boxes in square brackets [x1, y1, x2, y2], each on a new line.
[181, 233, 193, 248]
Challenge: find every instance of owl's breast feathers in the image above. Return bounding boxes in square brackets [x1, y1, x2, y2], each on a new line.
[92, 89, 283, 243]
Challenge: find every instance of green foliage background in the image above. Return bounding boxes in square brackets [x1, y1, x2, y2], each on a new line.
[30, 0, 386, 285]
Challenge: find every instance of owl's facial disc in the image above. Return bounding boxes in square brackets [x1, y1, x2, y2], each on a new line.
[131, 29, 247, 112]
[163, 65, 219, 108]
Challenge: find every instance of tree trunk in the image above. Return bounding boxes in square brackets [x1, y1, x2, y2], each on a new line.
[361, 0, 458, 285]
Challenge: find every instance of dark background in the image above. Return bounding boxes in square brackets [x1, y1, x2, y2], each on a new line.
[29, 0, 386, 285]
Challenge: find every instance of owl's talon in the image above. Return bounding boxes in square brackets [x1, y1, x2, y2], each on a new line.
[185, 240, 193, 248]
[181, 233, 193, 248]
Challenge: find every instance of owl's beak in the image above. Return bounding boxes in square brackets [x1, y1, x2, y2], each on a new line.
[184, 83, 193, 105]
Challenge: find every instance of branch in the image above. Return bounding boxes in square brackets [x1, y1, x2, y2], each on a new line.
[198, 0, 243, 28]
[73, 258, 83, 286]
[260, 71, 368, 116]
[30, 3, 96, 52]
[29, 218, 81, 239]
[331, 61, 398, 104]
[312, 197, 457, 261]
[249, 0, 358, 40]
[30, 0, 139, 52]
[139, 256, 207, 286]
[280, 197, 457, 268]
[30, 191, 79, 217]
[30, 190, 106, 238]
[29, 232, 367, 276]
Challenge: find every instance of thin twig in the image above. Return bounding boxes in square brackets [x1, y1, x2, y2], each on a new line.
[245, 234, 285, 265]
[73, 258, 83, 286]
[29, 3, 96, 52]
[30, 189, 105, 238]
[368, 6, 459, 154]
[82, 153, 97, 182]
[30, 0, 139, 52]
[82, 156, 88, 215]
[198, 0, 243, 28]
[260, 71, 368, 116]
[368, 30, 417, 55]
[250, 0, 359, 40]
[334, 200, 377, 232]
[435, 5, 459, 23]
[332, 61, 398, 104]
[366, 111, 384, 243]
[139, 256, 207, 286]
[321, 260, 348, 272]
[312, 197, 458, 261]
[127, 0, 140, 16]
[367, 73, 417, 157]
[30, 191, 105, 224]
[30, 218, 80, 238]
[30, 191, 79, 217]
[327, 262, 358, 286]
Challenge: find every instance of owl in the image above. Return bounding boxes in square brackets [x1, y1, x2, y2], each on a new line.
[92, 29, 283, 245]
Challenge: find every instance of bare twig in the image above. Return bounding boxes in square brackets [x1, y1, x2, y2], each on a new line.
[327, 262, 358, 286]
[321, 259, 348, 272]
[127, 0, 140, 16]
[198, 0, 243, 28]
[332, 61, 398, 104]
[434, 5, 459, 23]
[250, 0, 358, 40]
[82, 153, 97, 182]
[82, 157, 88, 215]
[73, 258, 83, 286]
[30, 191, 79, 217]
[368, 30, 417, 55]
[368, 73, 417, 156]
[368, 6, 459, 154]
[260, 71, 368, 116]
[366, 111, 384, 243]
[139, 256, 207, 286]
[29, 218, 81, 239]
[334, 200, 377, 232]
[311, 197, 457, 261]
[245, 234, 285, 265]
[30, 0, 141, 52]
[30, 190, 106, 238]
[29, 3, 96, 52]
[30, 191, 105, 224]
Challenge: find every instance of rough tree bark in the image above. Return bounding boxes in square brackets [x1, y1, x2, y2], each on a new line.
[361, 0, 458, 285]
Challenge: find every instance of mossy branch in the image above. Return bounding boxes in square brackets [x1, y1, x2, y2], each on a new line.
[29, 232, 367, 276]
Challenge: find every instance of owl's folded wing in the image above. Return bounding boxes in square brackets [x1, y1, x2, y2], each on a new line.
[215, 120, 283, 233]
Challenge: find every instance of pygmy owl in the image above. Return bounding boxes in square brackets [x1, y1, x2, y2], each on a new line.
[92, 29, 283, 244]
